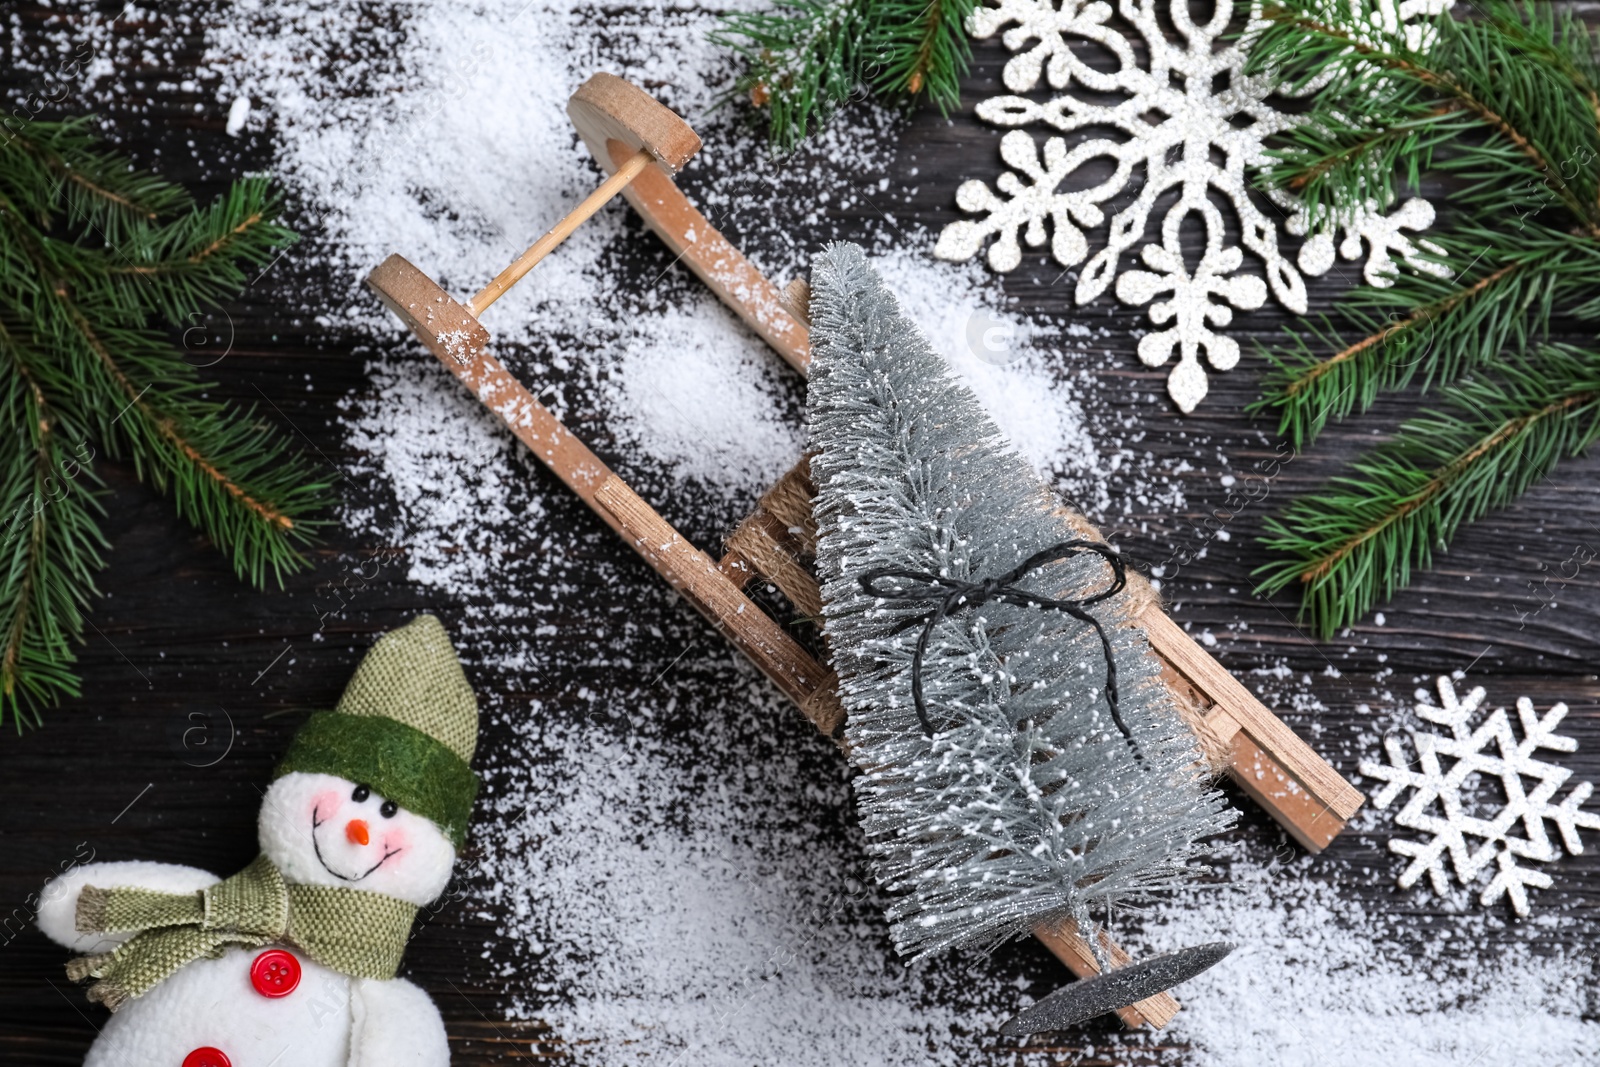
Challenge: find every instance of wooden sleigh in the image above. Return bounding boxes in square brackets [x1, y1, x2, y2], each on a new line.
[367, 73, 1364, 1030]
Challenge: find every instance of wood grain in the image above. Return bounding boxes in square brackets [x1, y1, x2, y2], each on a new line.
[592, 475, 844, 736]
[1, 6, 1597, 1066]
[566, 72, 703, 173]
[367, 254, 843, 734]
[570, 136, 812, 372]
[1141, 607, 1366, 851]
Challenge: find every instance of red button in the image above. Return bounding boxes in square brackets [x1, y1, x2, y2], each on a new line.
[182, 1048, 231, 1067]
[249, 949, 301, 998]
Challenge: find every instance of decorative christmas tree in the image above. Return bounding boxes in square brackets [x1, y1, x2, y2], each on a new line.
[807, 242, 1232, 961]
[0, 119, 328, 729]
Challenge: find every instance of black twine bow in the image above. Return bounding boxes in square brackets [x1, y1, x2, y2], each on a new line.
[858, 540, 1135, 748]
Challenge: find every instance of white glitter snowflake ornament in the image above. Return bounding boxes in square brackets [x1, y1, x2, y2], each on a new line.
[935, 0, 1455, 411]
[1362, 676, 1600, 917]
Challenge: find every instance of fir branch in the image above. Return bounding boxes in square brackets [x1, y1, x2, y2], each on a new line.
[711, 0, 874, 152]
[712, 0, 979, 149]
[1250, 2, 1600, 634]
[63, 302, 326, 586]
[0, 332, 106, 729]
[1253, 0, 1600, 234]
[0, 119, 324, 728]
[1247, 224, 1600, 448]
[1256, 345, 1600, 637]
[871, 0, 978, 112]
[1481, 1, 1600, 126]
[1278, 116, 1444, 198]
[102, 179, 293, 324]
[1, 119, 191, 246]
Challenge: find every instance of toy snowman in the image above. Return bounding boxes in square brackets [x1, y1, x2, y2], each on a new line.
[36, 615, 479, 1067]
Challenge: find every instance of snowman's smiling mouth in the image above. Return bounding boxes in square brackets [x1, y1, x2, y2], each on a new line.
[311, 805, 403, 881]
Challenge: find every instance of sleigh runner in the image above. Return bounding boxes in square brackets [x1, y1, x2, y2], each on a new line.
[367, 73, 1363, 1029]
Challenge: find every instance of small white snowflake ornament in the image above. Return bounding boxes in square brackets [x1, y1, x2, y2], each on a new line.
[936, 0, 1456, 410]
[1361, 676, 1600, 917]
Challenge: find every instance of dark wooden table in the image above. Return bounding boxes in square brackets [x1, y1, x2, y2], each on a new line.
[2, 2, 1598, 1064]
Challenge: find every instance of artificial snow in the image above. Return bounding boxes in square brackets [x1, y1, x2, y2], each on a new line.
[225, 95, 250, 136]
[7, 0, 1593, 1063]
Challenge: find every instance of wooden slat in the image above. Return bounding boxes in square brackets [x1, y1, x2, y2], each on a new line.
[367, 255, 615, 511]
[593, 476, 842, 736]
[1228, 734, 1353, 853]
[566, 72, 703, 173]
[1140, 608, 1365, 851]
[586, 138, 811, 374]
[722, 510, 823, 619]
[367, 253, 842, 738]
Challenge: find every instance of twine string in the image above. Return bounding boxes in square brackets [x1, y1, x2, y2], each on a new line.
[858, 540, 1135, 750]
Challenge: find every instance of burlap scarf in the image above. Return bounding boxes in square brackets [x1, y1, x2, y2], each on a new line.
[65, 855, 419, 1010]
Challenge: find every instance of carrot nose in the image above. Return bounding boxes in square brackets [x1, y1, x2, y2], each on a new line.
[345, 819, 370, 846]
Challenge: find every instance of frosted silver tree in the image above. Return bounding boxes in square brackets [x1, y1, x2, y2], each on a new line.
[808, 242, 1233, 962]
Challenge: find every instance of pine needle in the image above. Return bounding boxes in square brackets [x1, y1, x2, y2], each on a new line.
[869, 0, 977, 113]
[1249, 1, 1600, 634]
[711, 0, 875, 152]
[1256, 345, 1600, 637]
[1250, 225, 1600, 449]
[712, 0, 979, 150]
[0, 120, 325, 729]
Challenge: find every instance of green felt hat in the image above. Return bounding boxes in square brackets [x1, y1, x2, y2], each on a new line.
[275, 615, 479, 848]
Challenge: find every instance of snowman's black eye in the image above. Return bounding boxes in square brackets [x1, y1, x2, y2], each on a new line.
[351, 784, 371, 803]
[379, 800, 398, 819]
